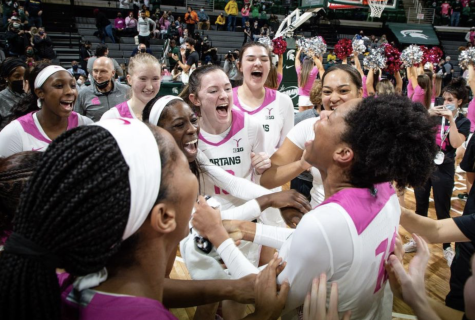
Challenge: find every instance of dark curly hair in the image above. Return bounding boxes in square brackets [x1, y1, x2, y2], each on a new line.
[0, 152, 42, 242]
[442, 77, 469, 107]
[0, 124, 173, 320]
[340, 95, 438, 190]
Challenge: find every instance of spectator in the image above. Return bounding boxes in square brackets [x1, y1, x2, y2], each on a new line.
[443, 56, 454, 87]
[79, 40, 93, 73]
[150, 0, 160, 11]
[378, 34, 388, 45]
[184, 6, 198, 36]
[87, 44, 123, 78]
[2, 0, 16, 28]
[131, 43, 153, 57]
[243, 20, 251, 44]
[225, 0, 238, 31]
[268, 13, 279, 31]
[215, 12, 226, 31]
[33, 27, 56, 60]
[22, 45, 39, 66]
[67, 60, 87, 78]
[466, 27, 475, 45]
[250, 5, 259, 25]
[141, 4, 150, 17]
[75, 57, 129, 121]
[156, 12, 170, 39]
[171, 63, 182, 82]
[93, 8, 116, 44]
[5, 18, 27, 57]
[171, 37, 199, 85]
[167, 10, 174, 24]
[125, 11, 138, 36]
[24, 0, 42, 28]
[167, 39, 180, 69]
[137, 10, 156, 47]
[17, 5, 29, 28]
[260, 23, 270, 38]
[197, 7, 210, 30]
[114, 12, 126, 39]
[441, 0, 451, 20]
[167, 20, 180, 41]
[241, 3, 250, 28]
[251, 20, 260, 41]
[223, 49, 242, 87]
[180, 28, 189, 44]
[326, 50, 336, 64]
[0, 57, 27, 130]
[452, 0, 463, 26]
[259, 9, 269, 27]
[177, 16, 187, 31]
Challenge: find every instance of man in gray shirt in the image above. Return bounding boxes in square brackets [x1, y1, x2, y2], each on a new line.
[87, 44, 123, 79]
[74, 57, 129, 121]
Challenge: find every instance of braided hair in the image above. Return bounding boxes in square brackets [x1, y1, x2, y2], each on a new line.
[0, 124, 171, 320]
[0, 152, 42, 242]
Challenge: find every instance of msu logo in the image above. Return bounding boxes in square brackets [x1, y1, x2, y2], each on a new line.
[233, 138, 243, 153]
[266, 108, 274, 120]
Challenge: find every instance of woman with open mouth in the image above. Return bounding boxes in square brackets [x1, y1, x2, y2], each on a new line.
[0, 63, 93, 157]
[192, 95, 438, 319]
[260, 64, 363, 209]
[101, 53, 161, 121]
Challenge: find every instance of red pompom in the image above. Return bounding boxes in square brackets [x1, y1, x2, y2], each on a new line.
[334, 38, 353, 60]
[419, 45, 429, 66]
[427, 46, 443, 64]
[383, 43, 402, 74]
[272, 37, 287, 55]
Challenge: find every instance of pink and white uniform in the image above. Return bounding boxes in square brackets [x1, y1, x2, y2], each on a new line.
[0, 111, 93, 157]
[100, 101, 138, 120]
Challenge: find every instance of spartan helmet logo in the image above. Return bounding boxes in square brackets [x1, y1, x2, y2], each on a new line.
[400, 30, 429, 40]
[287, 49, 295, 61]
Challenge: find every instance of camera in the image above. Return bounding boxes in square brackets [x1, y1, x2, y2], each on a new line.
[226, 51, 234, 60]
[192, 195, 221, 254]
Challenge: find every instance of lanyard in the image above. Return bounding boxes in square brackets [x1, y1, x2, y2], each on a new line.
[439, 116, 450, 146]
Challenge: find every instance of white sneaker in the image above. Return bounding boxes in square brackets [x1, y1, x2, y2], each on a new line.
[444, 247, 455, 267]
[403, 239, 417, 253]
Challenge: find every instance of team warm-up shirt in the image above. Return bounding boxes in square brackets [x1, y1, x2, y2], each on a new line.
[286, 117, 324, 207]
[198, 109, 266, 210]
[0, 111, 93, 157]
[217, 183, 399, 319]
[100, 101, 138, 120]
[233, 87, 294, 156]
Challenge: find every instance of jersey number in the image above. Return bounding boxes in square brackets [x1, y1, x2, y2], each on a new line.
[214, 170, 235, 195]
[374, 229, 397, 293]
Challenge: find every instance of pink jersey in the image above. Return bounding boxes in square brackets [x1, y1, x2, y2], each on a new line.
[296, 66, 318, 96]
[59, 273, 177, 320]
[100, 101, 137, 120]
[411, 85, 426, 107]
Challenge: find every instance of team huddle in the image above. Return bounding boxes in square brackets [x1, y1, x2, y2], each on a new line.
[0, 40, 474, 320]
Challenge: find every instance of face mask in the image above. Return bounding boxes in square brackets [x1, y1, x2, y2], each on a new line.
[10, 80, 24, 94]
[39, 31, 44, 35]
[140, 48, 146, 53]
[19, 9, 24, 14]
[77, 79, 83, 86]
[94, 78, 110, 90]
[73, 65, 78, 70]
[13, 23, 20, 29]
[26, 49, 33, 56]
[201, 9, 204, 12]
[185, 49, 191, 55]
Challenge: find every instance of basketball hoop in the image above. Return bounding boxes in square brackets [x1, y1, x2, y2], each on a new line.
[368, 0, 388, 18]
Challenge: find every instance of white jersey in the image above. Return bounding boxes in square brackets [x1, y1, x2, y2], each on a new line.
[198, 109, 266, 210]
[286, 117, 324, 207]
[216, 183, 399, 320]
[100, 101, 137, 120]
[233, 87, 294, 156]
[0, 111, 93, 157]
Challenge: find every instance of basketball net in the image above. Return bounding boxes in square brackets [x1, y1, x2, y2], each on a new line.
[368, 0, 388, 17]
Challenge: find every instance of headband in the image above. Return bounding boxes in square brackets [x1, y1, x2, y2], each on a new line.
[94, 118, 161, 240]
[34, 65, 67, 89]
[149, 95, 184, 125]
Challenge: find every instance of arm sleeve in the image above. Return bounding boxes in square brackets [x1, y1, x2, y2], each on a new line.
[277, 205, 354, 313]
[198, 150, 272, 200]
[457, 118, 471, 138]
[278, 94, 295, 148]
[453, 214, 475, 241]
[254, 223, 295, 249]
[220, 200, 261, 221]
[0, 122, 23, 157]
[216, 238, 259, 279]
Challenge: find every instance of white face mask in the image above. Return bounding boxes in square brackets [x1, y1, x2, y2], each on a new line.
[77, 79, 83, 86]
[200, 9, 204, 12]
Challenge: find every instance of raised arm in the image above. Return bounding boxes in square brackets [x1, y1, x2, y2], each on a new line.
[313, 55, 325, 78]
[395, 70, 403, 95]
[353, 55, 365, 79]
[407, 66, 418, 90]
[295, 48, 302, 69]
[277, 53, 283, 76]
[366, 68, 376, 96]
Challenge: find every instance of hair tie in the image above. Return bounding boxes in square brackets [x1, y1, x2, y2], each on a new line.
[3, 232, 62, 269]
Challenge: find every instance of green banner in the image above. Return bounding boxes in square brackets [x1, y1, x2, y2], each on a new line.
[387, 23, 440, 46]
[278, 38, 299, 110]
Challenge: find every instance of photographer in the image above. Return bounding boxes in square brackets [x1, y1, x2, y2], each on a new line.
[224, 49, 242, 87]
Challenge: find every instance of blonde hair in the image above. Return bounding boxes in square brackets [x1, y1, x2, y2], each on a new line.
[126, 53, 161, 99]
[309, 79, 322, 108]
[375, 79, 395, 95]
[417, 74, 432, 109]
[299, 58, 314, 88]
[265, 64, 278, 90]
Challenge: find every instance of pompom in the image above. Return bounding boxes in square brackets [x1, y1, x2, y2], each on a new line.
[427, 46, 443, 64]
[334, 38, 353, 60]
[297, 36, 327, 58]
[400, 45, 424, 68]
[383, 43, 402, 74]
[272, 37, 287, 55]
[258, 36, 273, 49]
[459, 47, 475, 68]
[352, 36, 366, 56]
[363, 47, 386, 70]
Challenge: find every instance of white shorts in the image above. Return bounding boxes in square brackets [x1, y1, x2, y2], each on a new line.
[298, 95, 312, 107]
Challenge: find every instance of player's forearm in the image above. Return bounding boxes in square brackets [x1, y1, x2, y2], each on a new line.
[400, 207, 439, 242]
[260, 161, 304, 189]
[428, 297, 463, 320]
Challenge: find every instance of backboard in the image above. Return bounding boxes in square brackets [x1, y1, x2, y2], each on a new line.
[326, 0, 398, 10]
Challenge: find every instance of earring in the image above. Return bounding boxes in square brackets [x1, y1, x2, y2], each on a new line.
[37, 98, 42, 109]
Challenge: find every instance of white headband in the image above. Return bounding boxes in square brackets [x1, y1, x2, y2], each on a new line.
[94, 118, 161, 240]
[149, 95, 184, 125]
[34, 65, 67, 89]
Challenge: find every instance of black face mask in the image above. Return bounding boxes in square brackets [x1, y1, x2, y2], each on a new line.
[94, 78, 110, 90]
[185, 49, 191, 55]
[140, 48, 146, 53]
[10, 80, 24, 94]
[72, 65, 78, 70]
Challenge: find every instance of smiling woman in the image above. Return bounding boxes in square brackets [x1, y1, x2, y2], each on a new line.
[0, 63, 93, 157]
